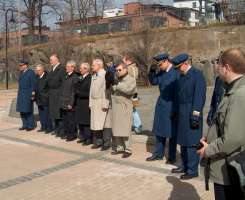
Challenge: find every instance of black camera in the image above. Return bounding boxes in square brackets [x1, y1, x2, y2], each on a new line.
[192, 142, 204, 150]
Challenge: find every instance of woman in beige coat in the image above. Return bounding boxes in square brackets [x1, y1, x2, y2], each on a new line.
[111, 63, 137, 158]
[89, 59, 109, 149]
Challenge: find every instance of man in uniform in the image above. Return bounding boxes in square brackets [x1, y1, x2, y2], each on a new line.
[171, 53, 206, 180]
[146, 54, 179, 164]
[47, 54, 66, 136]
[16, 59, 36, 131]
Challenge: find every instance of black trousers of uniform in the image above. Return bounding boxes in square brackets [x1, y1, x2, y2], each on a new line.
[62, 109, 77, 139]
[214, 183, 244, 200]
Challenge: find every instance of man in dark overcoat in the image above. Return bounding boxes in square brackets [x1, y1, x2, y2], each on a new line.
[171, 53, 206, 180]
[47, 54, 66, 136]
[60, 60, 79, 141]
[74, 63, 92, 145]
[35, 64, 53, 133]
[146, 53, 179, 164]
[16, 59, 36, 131]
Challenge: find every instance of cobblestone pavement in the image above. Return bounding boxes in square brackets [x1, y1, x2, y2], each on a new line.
[0, 124, 214, 200]
[0, 88, 214, 200]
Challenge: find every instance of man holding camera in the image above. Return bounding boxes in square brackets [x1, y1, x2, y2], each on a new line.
[198, 48, 245, 200]
[171, 53, 206, 180]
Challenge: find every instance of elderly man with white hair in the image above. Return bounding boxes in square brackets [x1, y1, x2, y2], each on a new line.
[74, 63, 92, 145]
[35, 64, 53, 133]
[89, 58, 110, 150]
[59, 60, 79, 141]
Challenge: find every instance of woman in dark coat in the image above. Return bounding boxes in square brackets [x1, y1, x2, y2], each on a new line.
[74, 63, 92, 145]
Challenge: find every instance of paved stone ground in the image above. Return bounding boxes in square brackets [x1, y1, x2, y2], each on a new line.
[0, 88, 214, 200]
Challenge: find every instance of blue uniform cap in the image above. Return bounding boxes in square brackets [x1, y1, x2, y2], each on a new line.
[153, 53, 169, 63]
[19, 59, 29, 65]
[171, 53, 189, 68]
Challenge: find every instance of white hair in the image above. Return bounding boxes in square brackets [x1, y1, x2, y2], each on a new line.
[66, 60, 76, 68]
[36, 64, 45, 70]
[80, 62, 91, 70]
[93, 58, 104, 68]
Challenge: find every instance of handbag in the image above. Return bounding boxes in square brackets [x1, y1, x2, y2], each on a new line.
[226, 148, 245, 196]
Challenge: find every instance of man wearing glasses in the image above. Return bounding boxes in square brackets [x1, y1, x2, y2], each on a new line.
[111, 63, 137, 158]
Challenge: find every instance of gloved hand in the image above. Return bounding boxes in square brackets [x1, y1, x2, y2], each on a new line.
[149, 63, 158, 72]
[190, 119, 199, 130]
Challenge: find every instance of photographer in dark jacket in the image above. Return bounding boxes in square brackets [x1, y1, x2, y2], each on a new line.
[35, 64, 53, 133]
[74, 63, 92, 145]
[60, 60, 79, 141]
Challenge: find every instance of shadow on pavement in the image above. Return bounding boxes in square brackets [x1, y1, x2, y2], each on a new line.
[166, 176, 201, 200]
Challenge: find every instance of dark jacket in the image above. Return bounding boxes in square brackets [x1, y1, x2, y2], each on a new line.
[207, 76, 225, 126]
[176, 67, 206, 146]
[74, 74, 92, 125]
[35, 71, 49, 106]
[16, 68, 36, 113]
[47, 64, 66, 119]
[148, 67, 180, 138]
[60, 72, 79, 110]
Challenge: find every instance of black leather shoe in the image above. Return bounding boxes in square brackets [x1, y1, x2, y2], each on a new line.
[146, 155, 163, 161]
[91, 144, 102, 149]
[180, 173, 198, 180]
[26, 127, 35, 131]
[77, 139, 84, 144]
[171, 167, 186, 174]
[45, 130, 53, 134]
[19, 127, 26, 131]
[122, 152, 132, 158]
[82, 139, 92, 146]
[101, 145, 110, 151]
[37, 129, 45, 132]
[166, 159, 176, 165]
[66, 137, 77, 142]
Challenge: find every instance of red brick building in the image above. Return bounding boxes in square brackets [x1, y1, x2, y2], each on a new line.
[57, 2, 187, 35]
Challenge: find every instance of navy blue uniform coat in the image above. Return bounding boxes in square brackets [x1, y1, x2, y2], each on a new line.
[148, 67, 179, 138]
[16, 68, 36, 113]
[176, 67, 206, 146]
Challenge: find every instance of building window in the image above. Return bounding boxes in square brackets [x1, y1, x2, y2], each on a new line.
[192, 2, 197, 8]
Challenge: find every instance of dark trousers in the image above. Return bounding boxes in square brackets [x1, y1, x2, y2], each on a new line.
[103, 128, 112, 147]
[53, 119, 63, 134]
[62, 110, 77, 139]
[38, 106, 53, 131]
[93, 130, 103, 146]
[214, 183, 244, 200]
[93, 129, 112, 146]
[180, 146, 199, 175]
[78, 124, 91, 141]
[154, 135, 177, 160]
[20, 112, 35, 129]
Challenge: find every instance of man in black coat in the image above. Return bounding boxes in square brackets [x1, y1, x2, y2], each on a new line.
[60, 60, 79, 141]
[74, 63, 92, 145]
[47, 54, 66, 136]
[35, 64, 53, 133]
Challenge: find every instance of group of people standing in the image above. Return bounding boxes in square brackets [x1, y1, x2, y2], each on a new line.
[16, 48, 245, 200]
[16, 53, 141, 158]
